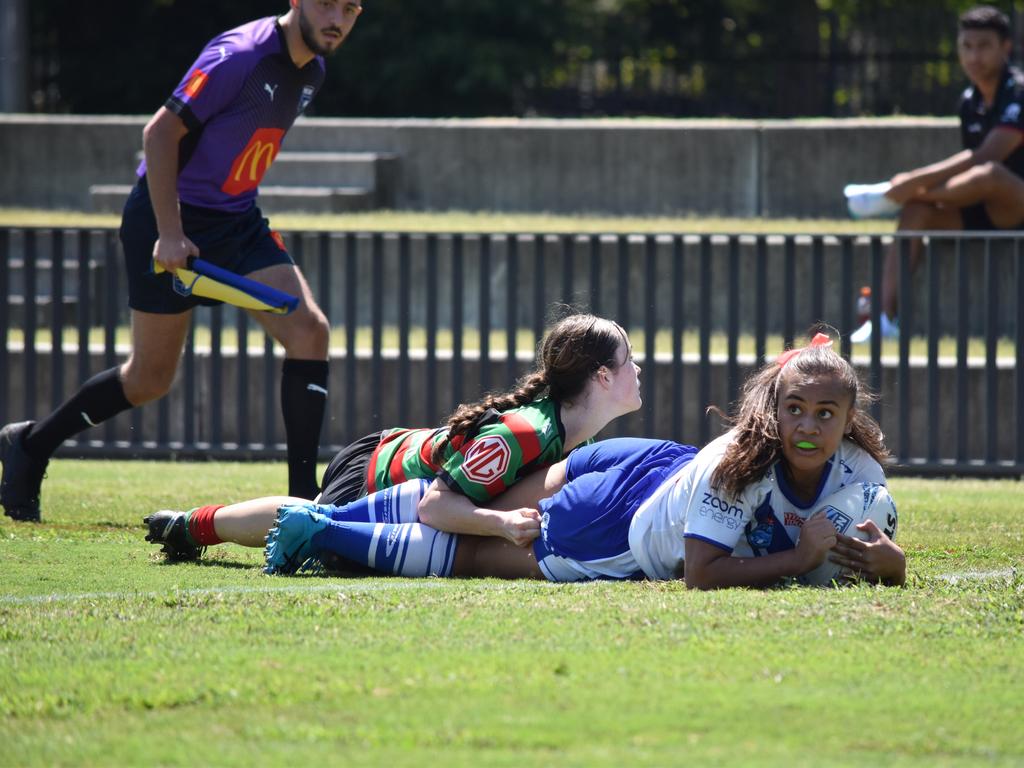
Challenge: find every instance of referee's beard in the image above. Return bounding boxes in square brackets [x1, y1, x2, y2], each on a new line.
[298, 11, 345, 57]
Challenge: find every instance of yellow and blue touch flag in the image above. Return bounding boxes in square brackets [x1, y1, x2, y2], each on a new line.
[154, 257, 299, 315]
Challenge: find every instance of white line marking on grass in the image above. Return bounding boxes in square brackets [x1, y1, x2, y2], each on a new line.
[0, 579, 567, 605]
[935, 567, 1018, 585]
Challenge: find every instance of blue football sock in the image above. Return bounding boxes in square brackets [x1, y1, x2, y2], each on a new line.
[319, 478, 430, 524]
[311, 520, 458, 577]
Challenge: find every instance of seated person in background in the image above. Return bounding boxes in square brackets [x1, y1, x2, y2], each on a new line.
[846, 5, 1024, 342]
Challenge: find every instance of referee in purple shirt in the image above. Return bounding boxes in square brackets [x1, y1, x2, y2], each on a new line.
[0, 1, 364, 521]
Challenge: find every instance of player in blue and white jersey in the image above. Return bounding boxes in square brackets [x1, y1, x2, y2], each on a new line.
[1, 1, 364, 522]
[263, 333, 907, 587]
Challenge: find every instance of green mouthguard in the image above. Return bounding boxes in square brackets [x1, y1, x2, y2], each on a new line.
[796, 441, 817, 449]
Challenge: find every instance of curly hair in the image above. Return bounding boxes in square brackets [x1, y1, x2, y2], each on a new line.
[431, 314, 628, 464]
[709, 339, 890, 499]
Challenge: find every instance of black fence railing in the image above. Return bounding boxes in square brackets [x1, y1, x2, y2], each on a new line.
[1, 227, 1021, 476]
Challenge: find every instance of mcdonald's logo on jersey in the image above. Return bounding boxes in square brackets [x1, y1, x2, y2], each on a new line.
[461, 436, 512, 485]
[183, 69, 210, 99]
[222, 128, 284, 196]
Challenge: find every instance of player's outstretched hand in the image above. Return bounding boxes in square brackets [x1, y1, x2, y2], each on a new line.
[154, 232, 200, 272]
[830, 519, 906, 586]
[796, 511, 838, 572]
[499, 508, 542, 547]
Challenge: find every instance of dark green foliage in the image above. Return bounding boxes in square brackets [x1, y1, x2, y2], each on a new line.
[30, 0, 283, 113]
[26, 0, 1016, 117]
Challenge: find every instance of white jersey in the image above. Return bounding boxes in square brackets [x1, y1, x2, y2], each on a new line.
[628, 431, 886, 580]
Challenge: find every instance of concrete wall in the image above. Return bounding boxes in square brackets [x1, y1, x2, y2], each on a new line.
[758, 118, 957, 217]
[0, 115, 143, 209]
[0, 115, 961, 217]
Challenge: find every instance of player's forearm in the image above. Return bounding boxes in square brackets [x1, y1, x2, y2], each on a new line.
[142, 117, 185, 238]
[891, 149, 975, 196]
[484, 462, 562, 512]
[685, 548, 809, 590]
[417, 485, 508, 537]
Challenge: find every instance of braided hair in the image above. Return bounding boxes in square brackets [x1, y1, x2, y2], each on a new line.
[431, 314, 628, 464]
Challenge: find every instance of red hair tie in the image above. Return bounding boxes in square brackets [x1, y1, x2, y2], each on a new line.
[776, 332, 834, 368]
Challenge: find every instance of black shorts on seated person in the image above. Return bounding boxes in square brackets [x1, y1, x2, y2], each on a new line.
[960, 203, 996, 231]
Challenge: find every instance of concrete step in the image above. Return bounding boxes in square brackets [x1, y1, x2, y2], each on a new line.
[88, 184, 132, 213]
[90, 182, 378, 214]
[262, 151, 397, 188]
[257, 185, 375, 213]
[123, 149, 399, 207]
[126, 150, 397, 188]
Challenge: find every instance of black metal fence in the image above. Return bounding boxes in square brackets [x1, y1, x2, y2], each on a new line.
[1, 226, 1021, 476]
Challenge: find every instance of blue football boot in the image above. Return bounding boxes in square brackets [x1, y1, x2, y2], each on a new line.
[264, 505, 330, 575]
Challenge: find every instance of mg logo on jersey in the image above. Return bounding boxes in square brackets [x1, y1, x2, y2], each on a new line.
[462, 436, 512, 485]
[222, 128, 284, 196]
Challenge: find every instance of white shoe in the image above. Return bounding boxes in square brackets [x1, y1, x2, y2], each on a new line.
[850, 313, 899, 343]
[844, 182, 901, 219]
[850, 319, 873, 343]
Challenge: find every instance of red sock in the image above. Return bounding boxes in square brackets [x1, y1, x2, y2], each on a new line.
[187, 505, 225, 546]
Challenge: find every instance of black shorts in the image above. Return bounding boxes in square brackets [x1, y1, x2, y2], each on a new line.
[317, 431, 385, 506]
[960, 203, 996, 231]
[119, 176, 295, 314]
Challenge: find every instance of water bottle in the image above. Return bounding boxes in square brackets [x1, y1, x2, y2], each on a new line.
[856, 286, 872, 325]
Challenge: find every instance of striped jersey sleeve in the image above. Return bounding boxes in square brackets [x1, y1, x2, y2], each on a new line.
[365, 427, 447, 493]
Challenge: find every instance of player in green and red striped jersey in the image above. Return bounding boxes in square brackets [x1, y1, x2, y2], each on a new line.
[367, 399, 567, 503]
[145, 313, 643, 561]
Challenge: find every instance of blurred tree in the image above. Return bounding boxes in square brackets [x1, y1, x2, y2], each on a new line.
[29, 0, 281, 113]
[25, 0, 1022, 117]
[323, 0, 589, 116]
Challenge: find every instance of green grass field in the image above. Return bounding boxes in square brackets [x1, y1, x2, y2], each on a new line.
[0, 208, 896, 234]
[1, 460, 1022, 766]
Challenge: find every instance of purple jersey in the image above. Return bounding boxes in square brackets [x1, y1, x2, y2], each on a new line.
[137, 17, 325, 212]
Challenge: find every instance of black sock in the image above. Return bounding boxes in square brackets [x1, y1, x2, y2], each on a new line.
[281, 358, 329, 499]
[23, 367, 133, 460]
